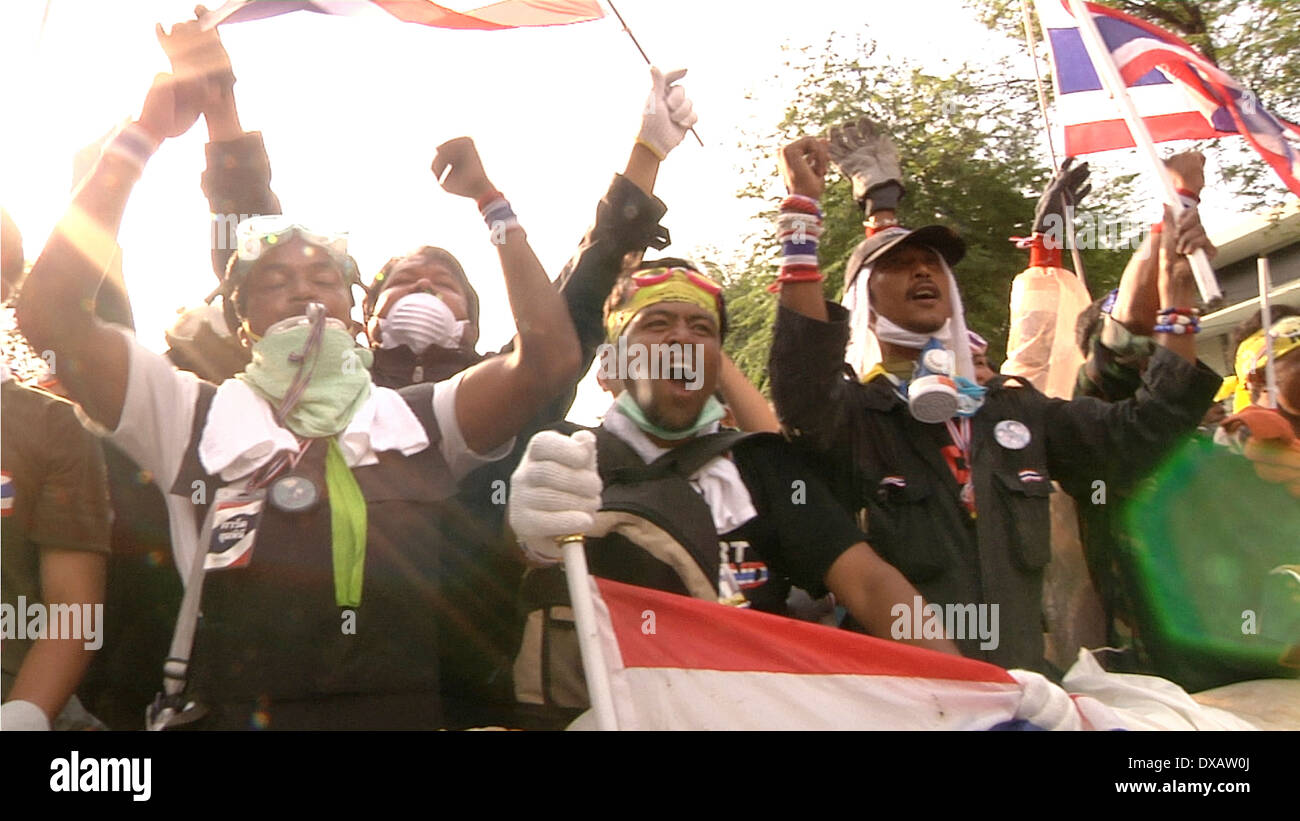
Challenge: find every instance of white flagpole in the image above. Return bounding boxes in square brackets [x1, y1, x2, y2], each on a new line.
[1024, 0, 1088, 291]
[1066, 0, 1221, 304]
[559, 535, 619, 731]
[1258, 257, 1279, 408]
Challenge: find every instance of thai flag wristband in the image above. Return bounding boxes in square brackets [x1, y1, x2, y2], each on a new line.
[771, 195, 824, 291]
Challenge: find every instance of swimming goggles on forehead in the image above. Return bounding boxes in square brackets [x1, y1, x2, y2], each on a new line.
[234, 216, 351, 264]
[629, 266, 723, 298]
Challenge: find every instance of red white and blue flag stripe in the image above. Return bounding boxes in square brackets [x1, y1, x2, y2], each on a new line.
[577, 576, 1255, 730]
[1, 471, 13, 518]
[1035, 0, 1300, 196]
[202, 0, 605, 31]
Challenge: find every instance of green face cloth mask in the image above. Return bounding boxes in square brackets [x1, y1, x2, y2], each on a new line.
[238, 315, 374, 439]
[615, 390, 726, 441]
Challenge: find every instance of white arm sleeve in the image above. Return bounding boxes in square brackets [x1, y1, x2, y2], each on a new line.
[105, 326, 201, 497]
[432, 369, 515, 482]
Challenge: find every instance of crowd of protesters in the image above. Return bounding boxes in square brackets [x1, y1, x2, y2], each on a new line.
[1, 12, 1296, 731]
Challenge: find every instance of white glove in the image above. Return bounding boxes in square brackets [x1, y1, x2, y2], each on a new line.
[637, 67, 698, 160]
[508, 430, 602, 564]
[826, 117, 904, 211]
[1, 699, 52, 731]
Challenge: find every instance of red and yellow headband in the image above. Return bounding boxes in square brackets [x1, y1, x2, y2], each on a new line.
[604, 267, 723, 343]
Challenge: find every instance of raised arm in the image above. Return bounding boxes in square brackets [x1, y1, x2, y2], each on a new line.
[767, 136, 860, 450]
[718, 352, 779, 432]
[157, 9, 282, 281]
[550, 68, 694, 368]
[16, 74, 202, 429]
[1047, 208, 1222, 492]
[431, 137, 581, 454]
[1077, 152, 1213, 401]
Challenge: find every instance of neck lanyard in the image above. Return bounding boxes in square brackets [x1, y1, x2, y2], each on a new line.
[943, 417, 976, 516]
[246, 437, 315, 491]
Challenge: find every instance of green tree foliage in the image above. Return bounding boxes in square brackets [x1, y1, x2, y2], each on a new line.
[720, 36, 1133, 391]
[967, 0, 1300, 208]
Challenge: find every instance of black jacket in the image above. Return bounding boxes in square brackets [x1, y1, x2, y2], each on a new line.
[769, 302, 1222, 670]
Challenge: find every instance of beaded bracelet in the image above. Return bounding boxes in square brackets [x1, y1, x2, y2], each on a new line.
[1154, 306, 1201, 334]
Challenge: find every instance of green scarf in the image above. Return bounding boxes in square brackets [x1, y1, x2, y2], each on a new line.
[326, 438, 367, 608]
[615, 391, 726, 440]
[238, 316, 374, 606]
[237, 318, 374, 439]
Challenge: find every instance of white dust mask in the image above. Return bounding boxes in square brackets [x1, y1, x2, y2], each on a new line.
[378, 291, 467, 354]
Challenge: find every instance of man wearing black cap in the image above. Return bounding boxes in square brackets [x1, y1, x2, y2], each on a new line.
[766, 133, 1222, 672]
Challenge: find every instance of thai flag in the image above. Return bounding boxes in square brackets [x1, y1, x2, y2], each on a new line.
[202, 0, 605, 31]
[574, 576, 1255, 730]
[1035, 0, 1300, 196]
[1, 471, 12, 518]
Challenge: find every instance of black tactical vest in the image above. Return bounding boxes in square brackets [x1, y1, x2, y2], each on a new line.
[169, 381, 458, 730]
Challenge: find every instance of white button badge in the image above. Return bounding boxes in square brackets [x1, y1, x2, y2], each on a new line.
[994, 419, 1032, 450]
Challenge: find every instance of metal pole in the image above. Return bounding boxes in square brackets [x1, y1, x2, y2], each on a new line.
[606, 0, 704, 147]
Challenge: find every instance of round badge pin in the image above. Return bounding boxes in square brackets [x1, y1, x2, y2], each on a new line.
[994, 419, 1031, 450]
[269, 475, 320, 513]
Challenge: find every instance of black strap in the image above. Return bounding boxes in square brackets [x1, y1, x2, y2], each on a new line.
[604, 430, 750, 486]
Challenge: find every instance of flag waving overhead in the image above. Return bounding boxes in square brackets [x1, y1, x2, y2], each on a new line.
[203, 0, 605, 31]
[1035, 0, 1300, 196]
[576, 577, 1256, 730]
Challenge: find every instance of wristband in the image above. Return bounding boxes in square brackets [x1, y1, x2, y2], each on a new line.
[1154, 307, 1201, 335]
[479, 194, 521, 240]
[772, 196, 824, 292]
[102, 123, 161, 173]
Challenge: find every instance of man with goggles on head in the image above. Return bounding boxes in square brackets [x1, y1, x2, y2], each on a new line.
[17, 68, 581, 729]
[504, 261, 958, 722]
[767, 129, 1223, 673]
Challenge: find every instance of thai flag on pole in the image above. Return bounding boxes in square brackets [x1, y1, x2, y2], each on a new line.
[1035, 0, 1300, 196]
[202, 0, 605, 30]
[571, 576, 1257, 730]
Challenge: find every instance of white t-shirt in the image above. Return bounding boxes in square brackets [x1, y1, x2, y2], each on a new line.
[104, 327, 511, 579]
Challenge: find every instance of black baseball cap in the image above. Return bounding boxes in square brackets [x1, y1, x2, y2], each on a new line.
[859, 224, 966, 269]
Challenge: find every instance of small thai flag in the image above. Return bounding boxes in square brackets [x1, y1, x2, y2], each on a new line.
[1018, 469, 1046, 484]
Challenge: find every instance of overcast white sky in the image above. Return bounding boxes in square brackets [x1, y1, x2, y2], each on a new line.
[0, 0, 1279, 422]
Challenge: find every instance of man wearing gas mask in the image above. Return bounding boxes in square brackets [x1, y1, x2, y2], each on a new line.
[766, 129, 1222, 673]
[17, 69, 581, 729]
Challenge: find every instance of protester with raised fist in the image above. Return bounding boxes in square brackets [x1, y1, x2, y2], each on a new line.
[767, 130, 1223, 672]
[17, 67, 580, 728]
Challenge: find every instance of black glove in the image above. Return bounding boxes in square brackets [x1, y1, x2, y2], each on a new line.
[1033, 157, 1091, 235]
